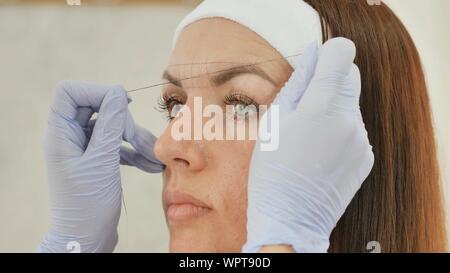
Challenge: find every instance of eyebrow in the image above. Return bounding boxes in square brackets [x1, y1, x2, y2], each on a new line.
[162, 64, 277, 88]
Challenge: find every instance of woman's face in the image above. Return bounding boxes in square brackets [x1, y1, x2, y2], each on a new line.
[154, 18, 292, 252]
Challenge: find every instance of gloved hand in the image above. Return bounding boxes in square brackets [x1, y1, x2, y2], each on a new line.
[243, 38, 375, 253]
[38, 81, 163, 253]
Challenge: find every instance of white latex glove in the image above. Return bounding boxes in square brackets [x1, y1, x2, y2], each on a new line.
[243, 38, 375, 253]
[38, 81, 163, 253]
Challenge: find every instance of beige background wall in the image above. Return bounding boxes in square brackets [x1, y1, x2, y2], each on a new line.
[0, 0, 449, 252]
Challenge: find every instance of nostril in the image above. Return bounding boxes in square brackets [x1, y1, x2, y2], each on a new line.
[174, 158, 189, 166]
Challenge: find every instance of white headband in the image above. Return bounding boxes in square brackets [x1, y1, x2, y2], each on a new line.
[172, 0, 323, 68]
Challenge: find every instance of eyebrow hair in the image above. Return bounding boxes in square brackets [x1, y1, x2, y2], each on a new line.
[162, 64, 277, 88]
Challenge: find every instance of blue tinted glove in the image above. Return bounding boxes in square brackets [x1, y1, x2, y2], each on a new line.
[38, 81, 163, 253]
[244, 38, 374, 253]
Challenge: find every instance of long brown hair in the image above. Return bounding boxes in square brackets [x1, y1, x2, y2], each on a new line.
[303, 0, 448, 252]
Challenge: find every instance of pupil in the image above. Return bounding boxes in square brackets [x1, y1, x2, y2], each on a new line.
[235, 104, 248, 117]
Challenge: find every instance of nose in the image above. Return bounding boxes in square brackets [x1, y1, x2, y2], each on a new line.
[154, 99, 207, 172]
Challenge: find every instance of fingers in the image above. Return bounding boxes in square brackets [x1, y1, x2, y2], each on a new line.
[120, 146, 164, 173]
[75, 107, 94, 128]
[122, 124, 164, 173]
[46, 81, 132, 158]
[296, 38, 360, 116]
[47, 80, 163, 172]
[85, 85, 129, 154]
[328, 64, 362, 112]
[50, 81, 128, 123]
[315, 37, 356, 79]
[272, 40, 319, 112]
[87, 110, 135, 142]
[88, 118, 164, 173]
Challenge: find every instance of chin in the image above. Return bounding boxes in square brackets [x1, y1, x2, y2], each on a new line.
[168, 228, 244, 253]
[169, 234, 217, 253]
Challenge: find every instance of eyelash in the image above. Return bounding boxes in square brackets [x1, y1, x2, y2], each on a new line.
[156, 91, 259, 121]
[224, 92, 259, 109]
[157, 94, 184, 121]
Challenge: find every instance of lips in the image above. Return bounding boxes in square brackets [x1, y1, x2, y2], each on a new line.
[164, 191, 211, 222]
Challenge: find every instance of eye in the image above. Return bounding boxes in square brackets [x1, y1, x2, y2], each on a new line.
[157, 94, 185, 121]
[170, 103, 184, 119]
[224, 92, 259, 120]
[232, 103, 258, 120]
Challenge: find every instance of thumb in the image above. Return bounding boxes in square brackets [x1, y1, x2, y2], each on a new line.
[314, 37, 356, 79]
[85, 86, 128, 155]
[121, 124, 164, 173]
[86, 117, 164, 173]
[296, 37, 357, 116]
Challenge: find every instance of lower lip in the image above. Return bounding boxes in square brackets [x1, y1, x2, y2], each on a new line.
[167, 204, 210, 222]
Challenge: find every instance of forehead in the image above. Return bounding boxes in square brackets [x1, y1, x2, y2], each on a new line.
[169, 18, 292, 84]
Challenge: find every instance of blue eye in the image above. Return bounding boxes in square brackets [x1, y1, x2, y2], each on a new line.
[225, 92, 259, 120]
[232, 103, 258, 119]
[170, 103, 184, 119]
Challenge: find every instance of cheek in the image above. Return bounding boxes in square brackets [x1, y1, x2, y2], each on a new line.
[211, 139, 255, 224]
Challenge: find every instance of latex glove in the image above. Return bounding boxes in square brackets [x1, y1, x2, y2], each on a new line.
[38, 81, 163, 253]
[87, 120, 163, 174]
[243, 38, 375, 253]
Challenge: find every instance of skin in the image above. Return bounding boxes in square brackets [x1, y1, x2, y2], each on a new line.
[154, 18, 293, 252]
